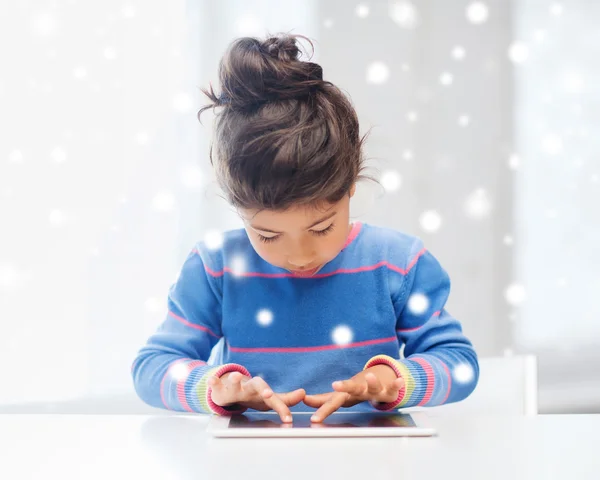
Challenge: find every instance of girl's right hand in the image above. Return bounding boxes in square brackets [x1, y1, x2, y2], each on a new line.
[208, 372, 305, 423]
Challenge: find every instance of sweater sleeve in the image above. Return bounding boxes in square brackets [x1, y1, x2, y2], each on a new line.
[131, 244, 250, 415]
[364, 239, 479, 410]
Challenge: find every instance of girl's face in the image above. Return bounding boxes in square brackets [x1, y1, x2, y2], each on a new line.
[240, 187, 355, 277]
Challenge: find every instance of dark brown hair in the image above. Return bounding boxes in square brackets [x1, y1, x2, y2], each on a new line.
[198, 33, 368, 211]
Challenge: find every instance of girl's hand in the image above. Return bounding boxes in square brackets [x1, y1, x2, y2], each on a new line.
[208, 372, 305, 423]
[303, 365, 404, 422]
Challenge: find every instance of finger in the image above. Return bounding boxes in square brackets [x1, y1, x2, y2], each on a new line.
[250, 378, 292, 423]
[279, 388, 306, 407]
[243, 376, 273, 399]
[332, 379, 366, 396]
[365, 372, 384, 395]
[311, 393, 348, 423]
[303, 393, 332, 408]
[388, 376, 405, 393]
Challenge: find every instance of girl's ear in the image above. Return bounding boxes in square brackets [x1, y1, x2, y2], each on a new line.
[349, 183, 357, 198]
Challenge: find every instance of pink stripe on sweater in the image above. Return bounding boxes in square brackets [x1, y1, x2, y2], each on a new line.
[160, 358, 190, 410]
[176, 360, 207, 412]
[168, 311, 221, 338]
[228, 336, 397, 353]
[412, 357, 435, 406]
[341, 222, 362, 249]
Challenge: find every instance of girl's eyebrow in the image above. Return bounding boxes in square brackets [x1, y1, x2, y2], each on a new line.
[251, 211, 337, 234]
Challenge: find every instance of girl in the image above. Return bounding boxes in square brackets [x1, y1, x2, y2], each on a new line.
[132, 34, 479, 423]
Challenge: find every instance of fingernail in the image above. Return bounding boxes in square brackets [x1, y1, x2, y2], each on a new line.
[332, 381, 342, 388]
[284, 415, 292, 423]
[311, 415, 319, 422]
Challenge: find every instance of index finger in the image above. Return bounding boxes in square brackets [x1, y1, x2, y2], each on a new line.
[311, 392, 348, 423]
[246, 377, 293, 423]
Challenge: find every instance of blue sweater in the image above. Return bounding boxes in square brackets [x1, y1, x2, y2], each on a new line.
[131, 222, 479, 414]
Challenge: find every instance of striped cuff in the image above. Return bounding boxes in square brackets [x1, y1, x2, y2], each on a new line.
[196, 363, 251, 415]
[364, 355, 414, 411]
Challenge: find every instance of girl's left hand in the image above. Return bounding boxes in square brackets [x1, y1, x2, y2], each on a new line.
[303, 364, 404, 423]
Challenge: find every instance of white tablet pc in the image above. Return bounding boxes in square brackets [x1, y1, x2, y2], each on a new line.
[207, 411, 436, 437]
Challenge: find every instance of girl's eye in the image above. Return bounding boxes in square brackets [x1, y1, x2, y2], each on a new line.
[311, 224, 335, 236]
[258, 234, 279, 244]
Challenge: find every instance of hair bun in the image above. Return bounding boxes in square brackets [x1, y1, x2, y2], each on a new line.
[202, 34, 326, 112]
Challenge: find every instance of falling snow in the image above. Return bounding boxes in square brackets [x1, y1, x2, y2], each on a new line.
[453, 363, 475, 383]
[256, 309, 274, 327]
[406, 111, 418, 122]
[440, 72, 453, 86]
[144, 297, 161, 314]
[452, 46, 466, 60]
[464, 188, 492, 220]
[367, 62, 390, 84]
[173, 92, 193, 113]
[505, 283, 526, 306]
[356, 4, 370, 18]
[508, 42, 529, 64]
[407, 293, 429, 315]
[419, 210, 442, 233]
[8, 149, 23, 163]
[49, 209, 67, 227]
[389, 1, 419, 29]
[332, 325, 353, 346]
[170, 362, 190, 381]
[230, 255, 247, 277]
[152, 191, 175, 212]
[381, 170, 402, 192]
[50, 147, 67, 163]
[204, 230, 224, 250]
[466, 2, 489, 25]
[458, 115, 470, 127]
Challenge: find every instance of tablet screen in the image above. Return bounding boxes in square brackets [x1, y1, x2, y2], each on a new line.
[228, 412, 417, 429]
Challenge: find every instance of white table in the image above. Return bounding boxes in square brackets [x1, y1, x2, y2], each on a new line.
[0, 413, 597, 479]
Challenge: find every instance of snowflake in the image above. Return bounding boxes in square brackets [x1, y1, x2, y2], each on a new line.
[32, 12, 58, 36]
[505, 283, 526, 306]
[407, 293, 429, 315]
[152, 191, 175, 212]
[170, 363, 190, 381]
[172, 92, 193, 113]
[49, 209, 67, 227]
[366, 62, 390, 85]
[466, 2, 489, 25]
[122, 5, 136, 18]
[51, 147, 67, 163]
[453, 363, 475, 384]
[465, 188, 492, 220]
[73, 66, 87, 80]
[389, 1, 419, 29]
[90, 247, 100, 256]
[508, 42, 529, 64]
[0, 265, 26, 291]
[419, 210, 442, 233]
[550, 3, 563, 16]
[440, 72, 453, 86]
[144, 297, 161, 314]
[356, 4, 370, 18]
[256, 309, 274, 327]
[503, 235, 514, 246]
[235, 15, 262, 36]
[230, 255, 247, 277]
[452, 46, 466, 60]
[458, 115, 470, 127]
[403, 150, 414, 160]
[323, 19, 334, 29]
[135, 131, 150, 145]
[8, 149, 23, 163]
[541, 134, 563, 155]
[180, 164, 203, 189]
[204, 230, 224, 250]
[332, 325, 353, 346]
[406, 111, 418, 122]
[103, 47, 118, 60]
[508, 154, 520, 170]
[380, 170, 402, 192]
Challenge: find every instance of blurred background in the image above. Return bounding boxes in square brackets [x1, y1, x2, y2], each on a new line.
[1, 0, 599, 414]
